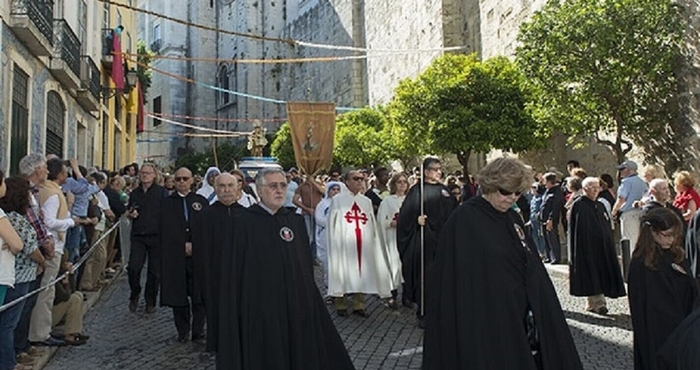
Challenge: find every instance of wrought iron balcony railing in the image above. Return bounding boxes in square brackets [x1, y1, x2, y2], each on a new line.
[80, 55, 101, 101]
[53, 19, 81, 78]
[10, 0, 54, 45]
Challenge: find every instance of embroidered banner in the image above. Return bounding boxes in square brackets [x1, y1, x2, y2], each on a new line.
[286, 102, 336, 176]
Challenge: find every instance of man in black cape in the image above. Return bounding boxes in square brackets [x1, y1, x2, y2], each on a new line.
[397, 158, 458, 320]
[568, 177, 626, 315]
[159, 167, 208, 342]
[192, 172, 243, 352]
[217, 168, 353, 370]
[423, 159, 582, 370]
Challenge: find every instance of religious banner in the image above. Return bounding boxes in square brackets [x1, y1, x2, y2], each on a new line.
[286, 102, 336, 176]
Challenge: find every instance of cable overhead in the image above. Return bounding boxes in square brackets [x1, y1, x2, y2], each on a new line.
[95, 0, 467, 53]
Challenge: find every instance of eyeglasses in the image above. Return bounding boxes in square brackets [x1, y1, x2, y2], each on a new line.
[351, 177, 364, 181]
[174, 177, 191, 182]
[427, 167, 442, 172]
[265, 182, 288, 190]
[497, 187, 522, 197]
[235, 178, 244, 184]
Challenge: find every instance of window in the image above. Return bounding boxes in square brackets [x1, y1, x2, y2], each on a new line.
[153, 24, 161, 41]
[117, 10, 122, 28]
[217, 64, 229, 106]
[114, 130, 122, 170]
[77, 123, 87, 165]
[153, 96, 162, 127]
[54, 0, 64, 19]
[79, 0, 87, 54]
[46, 91, 66, 157]
[10, 66, 29, 175]
[115, 95, 122, 122]
[103, 3, 110, 29]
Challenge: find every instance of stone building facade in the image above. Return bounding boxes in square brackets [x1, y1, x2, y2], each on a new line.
[138, 0, 699, 176]
[0, 0, 138, 175]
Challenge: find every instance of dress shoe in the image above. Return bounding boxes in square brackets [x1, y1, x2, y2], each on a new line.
[353, 309, 369, 318]
[129, 299, 138, 312]
[542, 258, 552, 263]
[192, 334, 206, 344]
[597, 306, 609, 315]
[32, 337, 66, 347]
[549, 259, 560, 265]
[402, 298, 413, 308]
[337, 309, 349, 317]
[177, 333, 188, 343]
[145, 305, 156, 314]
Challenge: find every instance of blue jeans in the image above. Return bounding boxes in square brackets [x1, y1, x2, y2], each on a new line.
[0, 281, 30, 370]
[302, 214, 317, 259]
[65, 225, 87, 263]
[529, 219, 546, 256]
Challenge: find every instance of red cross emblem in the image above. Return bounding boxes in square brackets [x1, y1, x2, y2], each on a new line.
[344, 202, 368, 273]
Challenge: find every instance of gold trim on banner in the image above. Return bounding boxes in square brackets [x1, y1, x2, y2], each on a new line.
[286, 102, 336, 176]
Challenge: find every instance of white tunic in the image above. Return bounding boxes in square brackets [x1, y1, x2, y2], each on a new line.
[377, 195, 405, 288]
[327, 192, 393, 298]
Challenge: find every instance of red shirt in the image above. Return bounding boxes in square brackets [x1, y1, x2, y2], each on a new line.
[673, 187, 700, 214]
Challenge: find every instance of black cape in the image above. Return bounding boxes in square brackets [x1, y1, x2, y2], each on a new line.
[192, 200, 243, 352]
[216, 205, 353, 370]
[423, 196, 583, 370]
[629, 252, 699, 370]
[397, 182, 458, 304]
[568, 196, 626, 298]
[159, 192, 208, 307]
[658, 306, 700, 369]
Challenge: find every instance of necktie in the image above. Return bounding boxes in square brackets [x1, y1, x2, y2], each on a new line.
[183, 197, 189, 222]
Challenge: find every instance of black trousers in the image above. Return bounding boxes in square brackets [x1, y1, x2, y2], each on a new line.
[172, 258, 205, 337]
[543, 225, 561, 262]
[128, 235, 160, 306]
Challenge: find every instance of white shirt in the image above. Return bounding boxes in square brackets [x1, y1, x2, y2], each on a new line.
[237, 193, 257, 208]
[42, 194, 75, 254]
[0, 208, 16, 288]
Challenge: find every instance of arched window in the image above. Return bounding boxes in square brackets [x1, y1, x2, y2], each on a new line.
[46, 91, 65, 157]
[218, 64, 229, 106]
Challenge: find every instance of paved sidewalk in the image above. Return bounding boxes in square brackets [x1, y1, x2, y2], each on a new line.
[42, 264, 633, 370]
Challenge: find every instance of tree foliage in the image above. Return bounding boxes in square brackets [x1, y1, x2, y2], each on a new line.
[136, 40, 154, 99]
[270, 123, 297, 170]
[516, 0, 685, 165]
[175, 142, 250, 175]
[333, 108, 392, 168]
[392, 53, 543, 174]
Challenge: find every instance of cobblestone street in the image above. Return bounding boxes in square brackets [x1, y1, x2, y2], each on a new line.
[44, 266, 633, 370]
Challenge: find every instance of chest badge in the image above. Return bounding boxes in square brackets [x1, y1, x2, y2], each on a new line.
[280, 227, 295, 242]
[191, 202, 203, 211]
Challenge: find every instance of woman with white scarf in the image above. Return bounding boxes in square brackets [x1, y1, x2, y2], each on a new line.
[196, 167, 221, 204]
[314, 181, 342, 301]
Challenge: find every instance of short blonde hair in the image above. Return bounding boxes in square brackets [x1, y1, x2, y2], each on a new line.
[643, 164, 666, 181]
[674, 170, 696, 188]
[388, 173, 408, 195]
[476, 158, 532, 195]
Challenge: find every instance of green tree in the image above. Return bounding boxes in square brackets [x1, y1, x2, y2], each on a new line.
[136, 40, 154, 99]
[270, 123, 297, 170]
[393, 53, 543, 174]
[334, 108, 392, 168]
[516, 0, 685, 166]
[175, 142, 249, 175]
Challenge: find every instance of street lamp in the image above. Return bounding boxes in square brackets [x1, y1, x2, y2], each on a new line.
[101, 69, 139, 99]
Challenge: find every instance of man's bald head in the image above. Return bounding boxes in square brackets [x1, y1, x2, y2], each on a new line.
[215, 172, 238, 205]
[174, 167, 193, 194]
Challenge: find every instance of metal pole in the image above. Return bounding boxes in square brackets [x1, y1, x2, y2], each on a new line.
[420, 162, 425, 317]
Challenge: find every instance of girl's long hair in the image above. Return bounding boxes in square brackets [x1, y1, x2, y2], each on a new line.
[634, 207, 685, 270]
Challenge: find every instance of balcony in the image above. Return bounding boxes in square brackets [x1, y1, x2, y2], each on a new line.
[101, 28, 114, 70]
[49, 20, 81, 90]
[9, 0, 54, 57]
[76, 56, 101, 112]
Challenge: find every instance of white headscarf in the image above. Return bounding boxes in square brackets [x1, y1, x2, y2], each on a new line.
[197, 167, 221, 204]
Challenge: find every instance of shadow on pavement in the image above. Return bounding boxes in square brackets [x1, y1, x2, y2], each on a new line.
[564, 309, 633, 331]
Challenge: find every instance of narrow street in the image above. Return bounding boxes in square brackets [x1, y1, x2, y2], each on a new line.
[44, 266, 633, 370]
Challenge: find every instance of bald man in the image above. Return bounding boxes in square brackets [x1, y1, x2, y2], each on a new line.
[194, 172, 245, 351]
[159, 167, 209, 343]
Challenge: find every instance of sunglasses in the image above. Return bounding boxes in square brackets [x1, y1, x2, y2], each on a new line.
[497, 187, 522, 197]
[174, 177, 191, 182]
[351, 177, 364, 181]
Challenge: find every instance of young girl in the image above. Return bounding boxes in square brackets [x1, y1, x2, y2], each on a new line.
[629, 207, 699, 370]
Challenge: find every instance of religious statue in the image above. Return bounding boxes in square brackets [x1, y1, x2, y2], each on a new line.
[247, 120, 268, 157]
